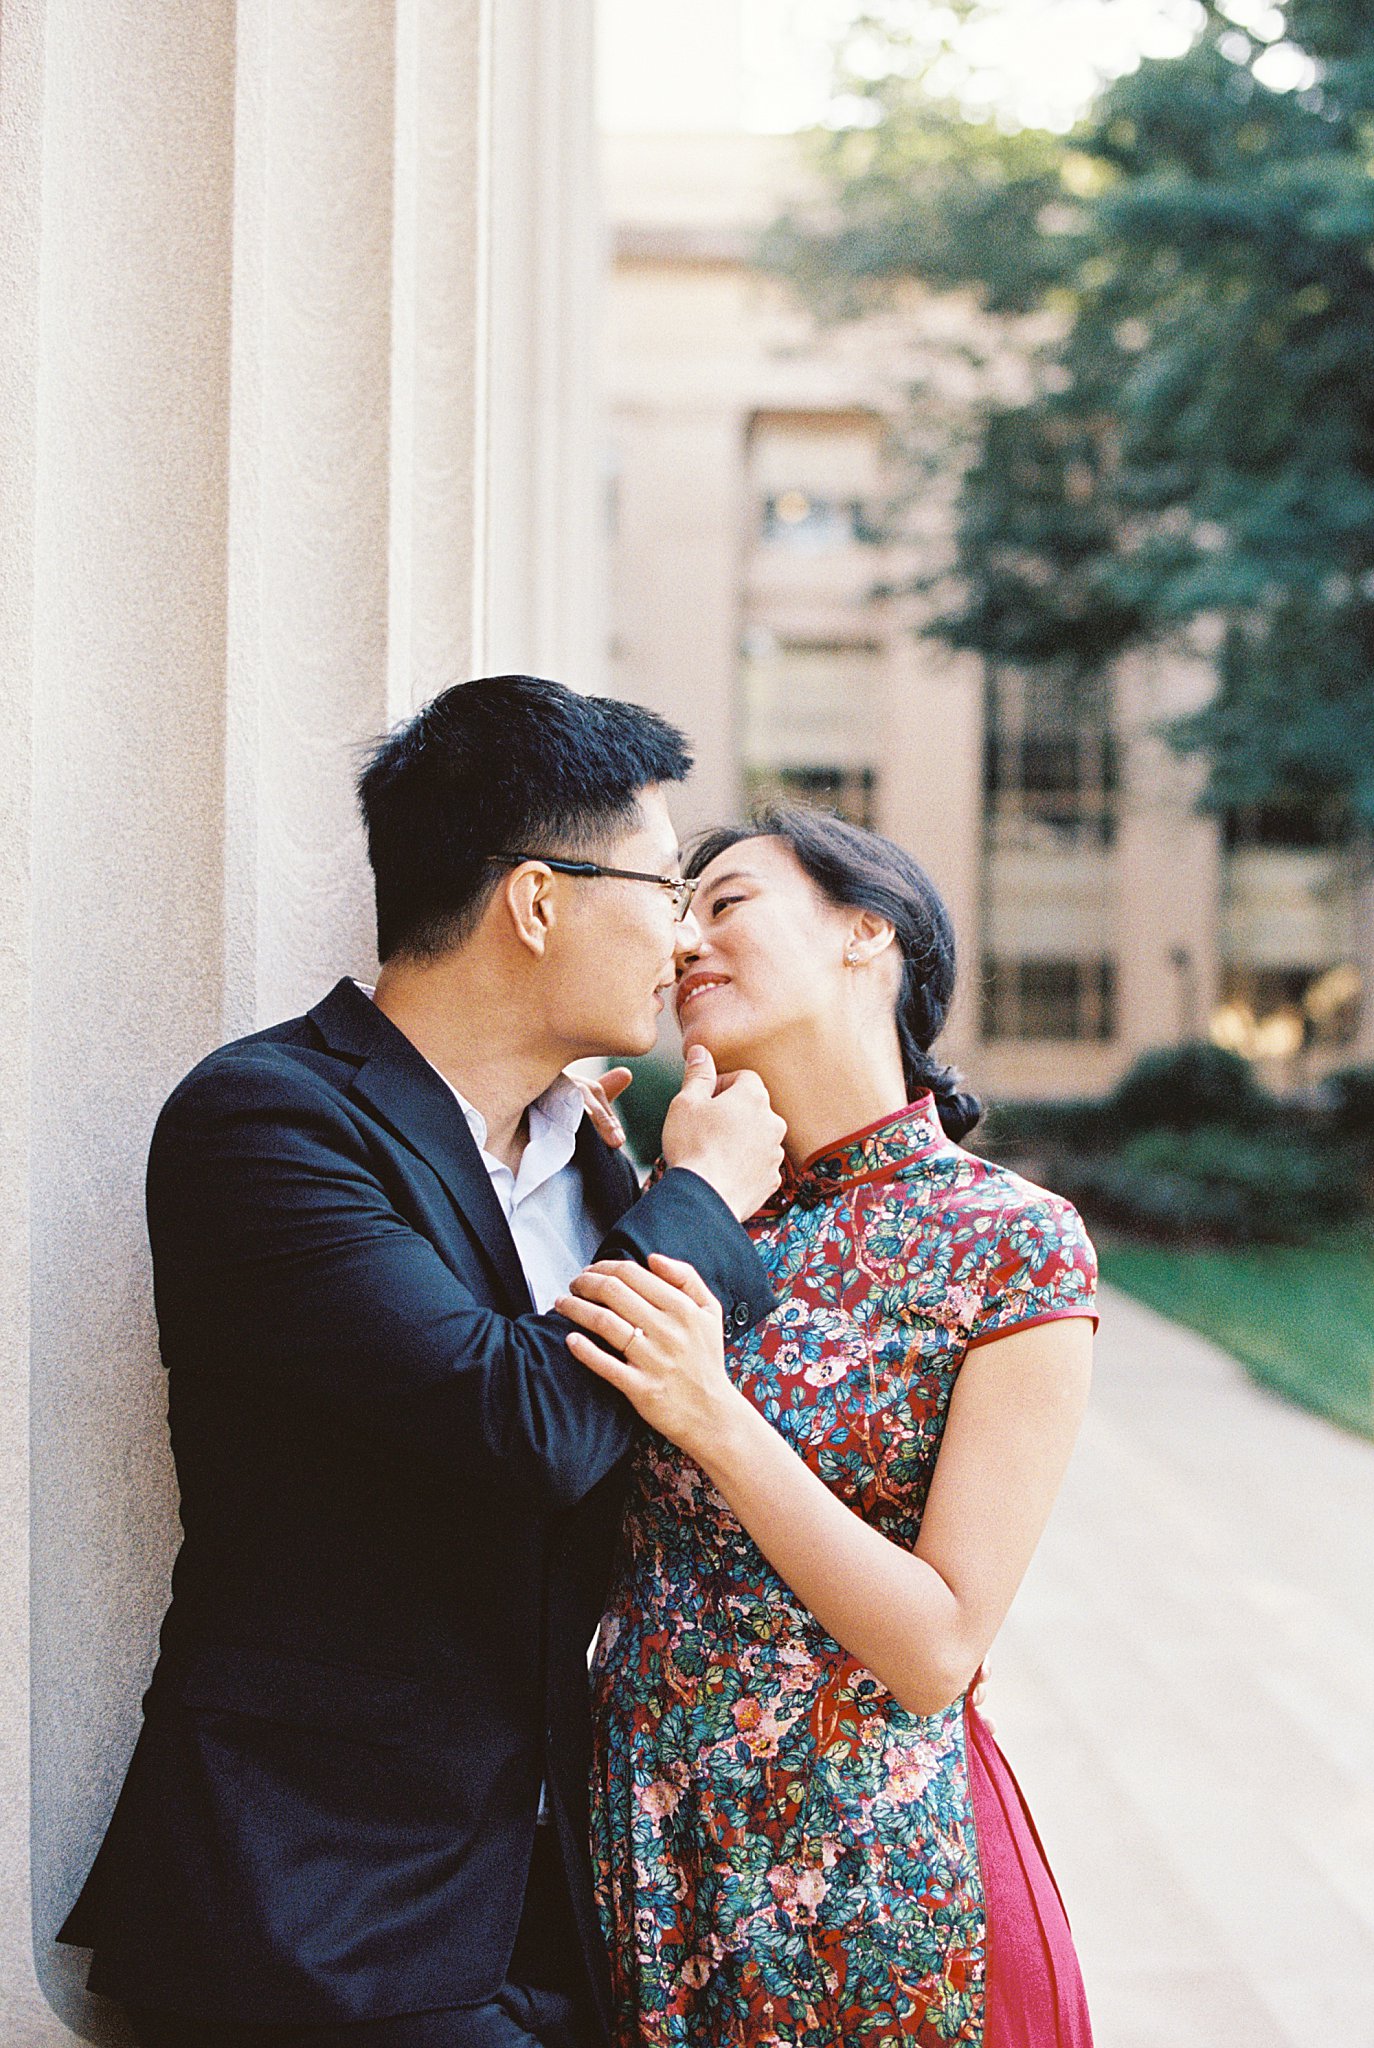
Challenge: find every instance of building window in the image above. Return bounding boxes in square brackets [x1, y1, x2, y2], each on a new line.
[1219, 823, 1363, 1061]
[739, 638, 881, 828]
[760, 492, 879, 550]
[1211, 963, 1362, 1060]
[984, 669, 1117, 848]
[749, 409, 884, 555]
[981, 957, 1117, 1041]
[744, 764, 877, 828]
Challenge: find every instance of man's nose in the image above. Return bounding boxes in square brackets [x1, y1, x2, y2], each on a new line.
[673, 910, 702, 963]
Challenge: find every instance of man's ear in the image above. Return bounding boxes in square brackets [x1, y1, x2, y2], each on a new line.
[502, 863, 557, 959]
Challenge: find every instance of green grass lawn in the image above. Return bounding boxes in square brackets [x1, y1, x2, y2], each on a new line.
[1099, 1229, 1374, 1442]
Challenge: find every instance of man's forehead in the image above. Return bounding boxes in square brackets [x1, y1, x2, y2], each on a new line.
[619, 786, 679, 863]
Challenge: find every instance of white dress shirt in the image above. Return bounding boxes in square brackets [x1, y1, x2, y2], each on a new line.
[442, 1072, 605, 1309]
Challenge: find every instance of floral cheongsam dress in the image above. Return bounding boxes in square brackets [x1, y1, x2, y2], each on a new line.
[590, 1097, 1098, 2048]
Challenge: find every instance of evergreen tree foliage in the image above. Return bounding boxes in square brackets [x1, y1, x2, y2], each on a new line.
[772, 2, 1374, 825]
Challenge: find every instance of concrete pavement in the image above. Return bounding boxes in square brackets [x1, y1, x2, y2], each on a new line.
[990, 1282, 1374, 2048]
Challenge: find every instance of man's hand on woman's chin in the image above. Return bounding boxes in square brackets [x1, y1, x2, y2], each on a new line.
[568, 1045, 787, 1219]
[661, 1044, 786, 1221]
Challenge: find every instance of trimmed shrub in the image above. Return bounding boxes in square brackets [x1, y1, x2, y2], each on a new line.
[976, 1097, 1104, 1155]
[1053, 1123, 1365, 1244]
[614, 1052, 682, 1168]
[1102, 1041, 1274, 1135]
[981, 1043, 1278, 1165]
[1325, 1063, 1374, 1141]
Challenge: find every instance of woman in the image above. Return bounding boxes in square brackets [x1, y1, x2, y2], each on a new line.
[556, 808, 1097, 2048]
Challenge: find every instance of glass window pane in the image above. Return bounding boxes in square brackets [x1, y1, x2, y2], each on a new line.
[981, 956, 1117, 1042]
[760, 493, 858, 551]
[744, 764, 876, 828]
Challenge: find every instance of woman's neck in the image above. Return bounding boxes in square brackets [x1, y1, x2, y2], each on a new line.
[750, 1026, 910, 1169]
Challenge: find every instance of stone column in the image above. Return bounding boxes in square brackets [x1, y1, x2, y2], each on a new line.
[389, 0, 493, 718]
[4, 3, 238, 2038]
[224, 0, 398, 1039]
[878, 632, 985, 1067]
[485, 0, 608, 688]
[1114, 648, 1224, 1067]
[0, 1, 605, 2038]
[1, 1, 64, 2036]
[610, 406, 745, 831]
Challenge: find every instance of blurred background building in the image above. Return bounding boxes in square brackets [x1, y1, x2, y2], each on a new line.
[600, 121, 1374, 1101]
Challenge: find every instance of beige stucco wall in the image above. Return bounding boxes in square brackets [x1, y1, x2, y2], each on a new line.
[1, 2, 603, 2038]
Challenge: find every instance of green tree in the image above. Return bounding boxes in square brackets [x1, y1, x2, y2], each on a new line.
[772, 3, 1374, 826]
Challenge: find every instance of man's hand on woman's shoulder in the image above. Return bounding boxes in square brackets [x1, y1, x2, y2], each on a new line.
[568, 1065, 634, 1150]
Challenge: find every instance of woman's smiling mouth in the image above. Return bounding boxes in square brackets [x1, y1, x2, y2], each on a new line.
[676, 973, 731, 1017]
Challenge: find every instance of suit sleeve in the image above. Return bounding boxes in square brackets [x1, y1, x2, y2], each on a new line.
[147, 1056, 775, 1511]
[595, 1164, 776, 1332]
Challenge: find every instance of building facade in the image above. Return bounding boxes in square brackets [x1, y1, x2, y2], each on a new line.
[1, 3, 603, 2039]
[604, 129, 1374, 1100]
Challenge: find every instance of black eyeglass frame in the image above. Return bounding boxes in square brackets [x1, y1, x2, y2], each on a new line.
[490, 852, 699, 922]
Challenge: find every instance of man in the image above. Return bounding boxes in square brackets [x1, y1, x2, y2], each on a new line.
[60, 676, 786, 2048]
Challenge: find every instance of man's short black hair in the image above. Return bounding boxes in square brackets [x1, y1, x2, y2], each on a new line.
[357, 674, 693, 962]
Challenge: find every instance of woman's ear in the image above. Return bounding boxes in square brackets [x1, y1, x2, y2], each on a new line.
[844, 913, 898, 968]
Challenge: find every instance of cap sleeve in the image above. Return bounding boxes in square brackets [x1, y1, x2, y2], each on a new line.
[967, 1190, 1098, 1350]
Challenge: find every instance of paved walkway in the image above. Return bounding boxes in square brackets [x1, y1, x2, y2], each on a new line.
[989, 1282, 1374, 2048]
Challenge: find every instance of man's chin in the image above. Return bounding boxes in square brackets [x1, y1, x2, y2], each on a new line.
[615, 1016, 661, 1059]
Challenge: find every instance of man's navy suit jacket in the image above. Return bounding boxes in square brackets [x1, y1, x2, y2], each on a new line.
[59, 978, 775, 2033]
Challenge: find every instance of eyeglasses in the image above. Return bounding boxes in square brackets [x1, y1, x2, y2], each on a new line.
[491, 853, 699, 923]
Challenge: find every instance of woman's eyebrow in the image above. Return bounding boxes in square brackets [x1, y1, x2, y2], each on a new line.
[700, 869, 756, 891]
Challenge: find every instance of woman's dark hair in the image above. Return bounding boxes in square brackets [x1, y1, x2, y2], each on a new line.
[358, 674, 692, 961]
[685, 805, 982, 1141]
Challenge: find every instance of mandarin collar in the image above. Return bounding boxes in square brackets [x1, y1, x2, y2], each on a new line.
[760, 1094, 947, 1215]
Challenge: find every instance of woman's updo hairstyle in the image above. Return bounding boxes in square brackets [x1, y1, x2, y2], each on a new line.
[685, 805, 983, 1142]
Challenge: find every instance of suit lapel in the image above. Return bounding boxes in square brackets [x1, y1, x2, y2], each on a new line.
[308, 979, 533, 1314]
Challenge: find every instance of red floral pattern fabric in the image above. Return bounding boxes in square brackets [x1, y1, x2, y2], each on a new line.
[590, 1097, 1097, 2047]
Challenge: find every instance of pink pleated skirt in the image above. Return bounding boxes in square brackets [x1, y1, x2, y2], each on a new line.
[965, 1702, 1094, 2047]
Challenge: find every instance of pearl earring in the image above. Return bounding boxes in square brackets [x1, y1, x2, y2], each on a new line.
[845, 947, 860, 966]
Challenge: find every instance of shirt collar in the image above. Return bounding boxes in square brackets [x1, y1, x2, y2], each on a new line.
[351, 981, 587, 1155]
[760, 1094, 947, 1215]
[531, 1071, 589, 1132]
[449, 1071, 586, 1160]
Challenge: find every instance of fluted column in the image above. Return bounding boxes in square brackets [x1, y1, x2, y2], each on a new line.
[1, 1, 58, 2034]
[484, 0, 607, 687]
[4, 2, 238, 2037]
[224, 0, 398, 1035]
[0, 0, 605, 2038]
[388, 0, 493, 716]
